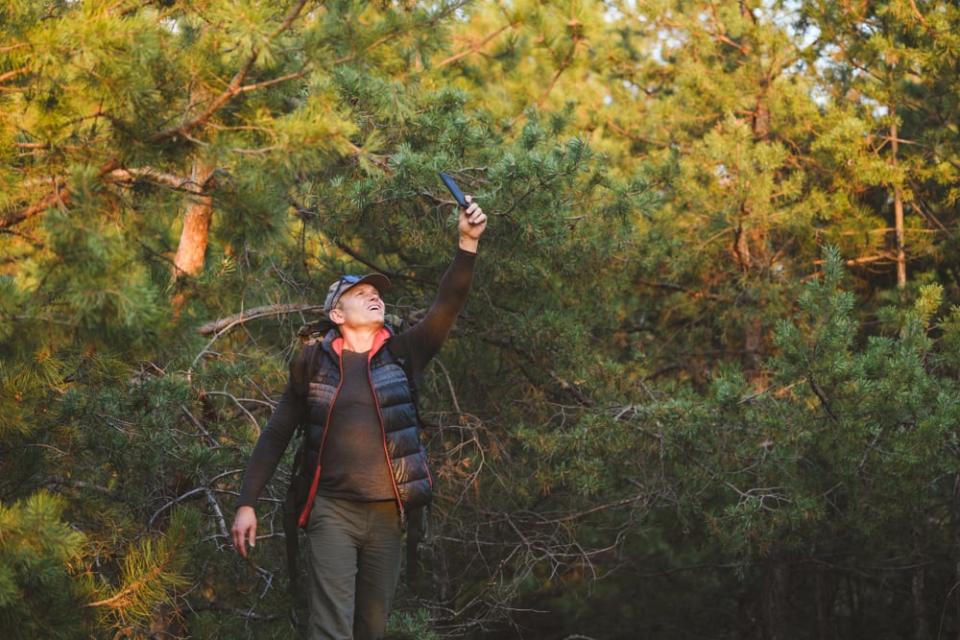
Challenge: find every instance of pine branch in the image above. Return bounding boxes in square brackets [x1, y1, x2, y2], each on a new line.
[45, 476, 116, 497]
[149, 56, 258, 142]
[637, 279, 723, 300]
[549, 370, 594, 407]
[83, 522, 190, 612]
[235, 66, 311, 94]
[334, 1, 470, 66]
[1, 159, 119, 229]
[203, 390, 261, 436]
[106, 166, 209, 194]
[809, 378, 839, 422]
[334, 241, 435, 286]
[813, 254, 895, 267]
[182, 602, 279, 621]
[0, 66, 29, 84]
[908, 0, 927, 26]
[0, 180, 69, 229]
[84, 565, 169, 610]
[204, 489, 229, 539]
[605, 120, 669, 147]
[149, 0, 311, 142]
[536, 54, 573, 108]
[147, 471, 243, 530]
[436, 22, 517, 68]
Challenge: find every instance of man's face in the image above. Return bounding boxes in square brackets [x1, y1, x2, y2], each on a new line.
[330, 283, 385, 329]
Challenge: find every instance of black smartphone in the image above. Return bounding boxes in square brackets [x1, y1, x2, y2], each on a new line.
[438, 172, 468, 208]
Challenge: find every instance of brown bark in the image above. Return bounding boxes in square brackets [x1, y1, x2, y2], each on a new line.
[761, 559, 788, 640]
[815, 565, 835, 640]
[173, 160, 214, 278]
[891, 119, 906, 288]
[954, 473, 960, 640]
[912, 563, 929, 640]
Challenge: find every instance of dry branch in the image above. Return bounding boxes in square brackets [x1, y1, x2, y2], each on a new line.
[106, 167, 207, 194]
[197, 303, 325, 336]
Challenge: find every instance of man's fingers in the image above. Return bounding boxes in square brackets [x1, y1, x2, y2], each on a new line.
[469, 212, 486, 225]
[232, 527, 246, 558]
[464, 202, 479, 215]
[247, 523, 257, 552]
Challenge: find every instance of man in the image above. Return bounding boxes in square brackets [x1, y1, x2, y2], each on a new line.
[231, 195, 487, 639]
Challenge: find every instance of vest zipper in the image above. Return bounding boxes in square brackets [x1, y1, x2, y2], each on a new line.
[367, 358, 406, 529]
[296, 351, 345, 528]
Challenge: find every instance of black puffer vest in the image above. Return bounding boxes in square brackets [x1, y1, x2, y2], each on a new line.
[295, 326, 432, 528]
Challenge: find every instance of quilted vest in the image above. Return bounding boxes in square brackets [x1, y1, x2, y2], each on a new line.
[295, 326, 432, 527]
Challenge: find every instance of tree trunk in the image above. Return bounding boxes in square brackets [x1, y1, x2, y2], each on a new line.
[815, 564, 834, 640]
[912, 564, 929, 640]
[891, 119, 906, 288]
[173, 159, 214, 278]
[954, 473, 960, 640]
[762, 558, 788, 640]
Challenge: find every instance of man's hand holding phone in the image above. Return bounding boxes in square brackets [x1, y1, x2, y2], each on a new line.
[459, 195, 487, 244]
[440, 172, 487, 251]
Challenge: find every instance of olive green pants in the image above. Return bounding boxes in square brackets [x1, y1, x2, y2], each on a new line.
[305, 495, 402, 640]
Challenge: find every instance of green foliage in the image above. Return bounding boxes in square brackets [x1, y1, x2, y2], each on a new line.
[88, 508, 199, 633]
[387, 608, 441, 640]
[4, 1, 960, 639]
[0, 492, 87, 639]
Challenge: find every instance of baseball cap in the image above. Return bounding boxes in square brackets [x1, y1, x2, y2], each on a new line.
[323, 273, 392, 313]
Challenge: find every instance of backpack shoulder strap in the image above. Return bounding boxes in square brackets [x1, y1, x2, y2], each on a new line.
[290, 331, 327, 399]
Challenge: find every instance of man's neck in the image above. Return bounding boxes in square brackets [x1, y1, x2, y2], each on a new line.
[338, 324, 381, 353]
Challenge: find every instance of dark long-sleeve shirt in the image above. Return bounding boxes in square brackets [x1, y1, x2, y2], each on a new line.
[236, 248, 476, 508]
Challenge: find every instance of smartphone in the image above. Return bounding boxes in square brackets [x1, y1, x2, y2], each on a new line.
[438, 172, 468, 208]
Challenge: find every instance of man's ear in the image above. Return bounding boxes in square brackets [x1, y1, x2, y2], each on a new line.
[329, 308, 345, 325]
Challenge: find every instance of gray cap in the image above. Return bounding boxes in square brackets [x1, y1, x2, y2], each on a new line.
[323, 273, 392, 313]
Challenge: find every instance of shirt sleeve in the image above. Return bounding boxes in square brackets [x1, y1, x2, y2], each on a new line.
[390, 248, 477, 378]
[236, 377, 306, 509]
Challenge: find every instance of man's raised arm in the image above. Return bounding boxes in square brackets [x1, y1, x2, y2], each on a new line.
[391, 194, 487, 374]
